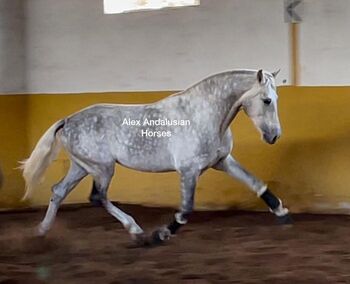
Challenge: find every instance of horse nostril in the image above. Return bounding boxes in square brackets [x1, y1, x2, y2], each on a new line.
[271, 136, 278, 143]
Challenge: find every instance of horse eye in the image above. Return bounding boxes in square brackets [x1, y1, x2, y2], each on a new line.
[263, 98, 272, 105]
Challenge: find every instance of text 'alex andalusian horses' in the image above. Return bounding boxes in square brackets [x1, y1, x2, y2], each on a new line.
[21, 69, 292, 246]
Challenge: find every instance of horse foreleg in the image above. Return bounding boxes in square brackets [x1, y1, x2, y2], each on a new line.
[150, 170, 199, 244]
[213, 154, 292, 224]
[38, 161, 87, 236]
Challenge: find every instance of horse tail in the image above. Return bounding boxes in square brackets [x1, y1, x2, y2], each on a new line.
[19, 119, 65, 201]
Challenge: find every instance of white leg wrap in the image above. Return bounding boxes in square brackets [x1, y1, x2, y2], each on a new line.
[175, 212, 188, 224]
[270, 199, 289, 216]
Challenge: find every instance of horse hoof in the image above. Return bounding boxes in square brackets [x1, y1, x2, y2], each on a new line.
[150, 227, 171, 245]
[130, 233, 150, 248]
[277, 213, 293, 225]
[129, 227, 172, 248]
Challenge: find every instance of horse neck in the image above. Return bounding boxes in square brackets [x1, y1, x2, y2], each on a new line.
[188, 71, 256, 134]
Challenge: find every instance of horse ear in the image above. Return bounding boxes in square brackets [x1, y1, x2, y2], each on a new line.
[257, 69, 264, 84]
[272, 69, 280, 78]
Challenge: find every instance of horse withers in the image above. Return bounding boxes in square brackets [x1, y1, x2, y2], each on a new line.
[20, 69, 292, 246]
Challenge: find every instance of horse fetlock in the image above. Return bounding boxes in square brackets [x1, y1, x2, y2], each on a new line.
[168, 219, 184, 235]
[268, 199, 293, 225]
[37, 222, 49, 236]
[271, 200, 289, 217]
[128, 224, 144, 235]
[175, 212, 189, 224]
[123, 215, 142, 234]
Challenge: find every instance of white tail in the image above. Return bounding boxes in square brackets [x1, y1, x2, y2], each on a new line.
[19, 120, 65, 201]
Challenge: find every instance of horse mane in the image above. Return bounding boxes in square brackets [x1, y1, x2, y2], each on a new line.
[168, 69, 260, 98]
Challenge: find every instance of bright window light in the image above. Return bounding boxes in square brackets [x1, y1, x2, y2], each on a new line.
[104, 0, 200, 14]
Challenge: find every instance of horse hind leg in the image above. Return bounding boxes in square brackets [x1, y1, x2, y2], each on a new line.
[92, 165, 145, 240]
[38, 161, 87, 236]
[89, 181, 103, 207]
[149, 169, 200, 245]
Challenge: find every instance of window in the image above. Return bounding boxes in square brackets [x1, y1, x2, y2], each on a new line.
[104, 0, 200, 14]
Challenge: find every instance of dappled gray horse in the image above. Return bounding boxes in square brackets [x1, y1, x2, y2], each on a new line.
[21, 69, 292, 245]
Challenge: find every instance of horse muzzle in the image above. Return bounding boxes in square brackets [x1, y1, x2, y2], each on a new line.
[262, 130, 281, 145]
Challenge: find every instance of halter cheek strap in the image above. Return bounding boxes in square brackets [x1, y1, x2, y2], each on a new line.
[234, 83, 262, 108]
[220, 83, 263, 136]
